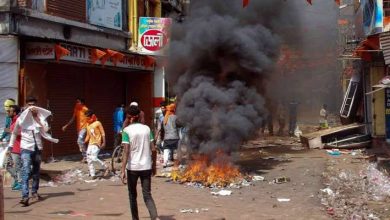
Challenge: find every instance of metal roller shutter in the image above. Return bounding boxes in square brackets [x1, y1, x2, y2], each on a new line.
[85, 68, 126, 150]
[47, 63, 85, 157]
[46, 0, 86, 22]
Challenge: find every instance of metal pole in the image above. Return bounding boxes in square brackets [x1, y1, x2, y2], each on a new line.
[0, 172, 4, 220]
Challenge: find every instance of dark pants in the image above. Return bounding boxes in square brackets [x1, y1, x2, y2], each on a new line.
[289, 116, 297, 135]
[127, 169, 158, 220]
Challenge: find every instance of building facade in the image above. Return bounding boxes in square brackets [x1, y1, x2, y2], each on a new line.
[0, 0, 184, 158]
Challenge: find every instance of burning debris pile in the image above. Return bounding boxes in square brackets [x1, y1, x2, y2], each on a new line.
[171, 150, 243, 187]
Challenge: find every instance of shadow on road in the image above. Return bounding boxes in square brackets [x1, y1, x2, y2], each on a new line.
[159, 215, 176, 220]
[237, 145, 309, 175]
[40, 191, 75, 200]
[5, 209, 33, 214]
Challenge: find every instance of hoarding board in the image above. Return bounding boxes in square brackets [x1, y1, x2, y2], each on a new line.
[87, 0, 122, 30]
[138, 17, 172, 55]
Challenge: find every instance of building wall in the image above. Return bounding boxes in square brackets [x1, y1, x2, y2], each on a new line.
[370, 65, 386, 136]
[0, 36, 19, 134]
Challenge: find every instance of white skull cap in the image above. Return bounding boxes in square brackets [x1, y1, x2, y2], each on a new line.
[130, 102, 138, 107]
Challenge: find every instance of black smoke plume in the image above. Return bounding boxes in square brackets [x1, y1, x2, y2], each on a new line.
[167, 0, 298, 153]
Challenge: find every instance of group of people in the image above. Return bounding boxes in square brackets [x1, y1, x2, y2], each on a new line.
[62, 98, 109, 180]
[1, 96, 59, 207]
[1, 96, 160, 219]
[61, 98, 160, 219]
[154, 101, 181, 168]
[261, 100, 299, 137]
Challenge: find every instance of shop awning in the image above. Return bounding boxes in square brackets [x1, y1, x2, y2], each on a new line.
[366, 76, 390, 95]
[380, 32, 390, 65]
[353, 35, 380, 62]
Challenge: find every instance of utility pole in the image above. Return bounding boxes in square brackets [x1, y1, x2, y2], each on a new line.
[0, 172, 4, 220]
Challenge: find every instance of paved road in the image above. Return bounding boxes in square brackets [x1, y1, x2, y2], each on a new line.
[5, 140, 332, 220]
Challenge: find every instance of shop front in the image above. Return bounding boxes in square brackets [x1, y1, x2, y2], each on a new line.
[22, 41, 154, 158]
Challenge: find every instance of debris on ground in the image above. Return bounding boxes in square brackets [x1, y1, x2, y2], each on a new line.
[272, 176, 290, 184]
[211, 190, 232, 196]
[180, 208, 209, 213]
[277, 198, 291, 202]
[326, 149, 341, 156]
[51, 169, 120, 185]
[320, 156, 390, 219]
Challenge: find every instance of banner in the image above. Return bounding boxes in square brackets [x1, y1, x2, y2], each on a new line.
[362, 0, 383, 36]
[86, 0, 122, 30]
[138, 17, 172, 56]
[25, 42, 153, 71]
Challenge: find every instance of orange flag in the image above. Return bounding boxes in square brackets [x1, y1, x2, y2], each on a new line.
[91, 49, 106, 64]
[335, 0, 340, 5]
[243, 0, 249, 7]
[144, 56, 156, 68]
[307, 0, 312, 5]
[101, 49, 125, 66]
[55, 44, 70, 62]
[111, 51, 125, 66]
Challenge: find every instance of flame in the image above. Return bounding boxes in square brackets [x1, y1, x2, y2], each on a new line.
[172, 150, 242, 187]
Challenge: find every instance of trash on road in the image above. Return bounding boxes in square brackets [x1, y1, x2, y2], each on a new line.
[252, 176, 265, 181]
[180, 208, 209, 213]
[273, 176, 290, 184]
[326, 149, 341, 156]
[277, 198, 291, 202]
[211, 190, 232, 196]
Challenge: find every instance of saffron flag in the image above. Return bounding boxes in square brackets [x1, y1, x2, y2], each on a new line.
[101, 49, 124, 66]
[91, 49, 106, 64]
[55, 44, 70, 62]
[243, 0, 249, 7]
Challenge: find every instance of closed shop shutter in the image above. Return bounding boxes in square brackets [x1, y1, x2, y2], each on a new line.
[46, 0, 86, 22]
[85, 68, 126, 150]
[126, 71, 153, 127]
[47, 63, 85, 157]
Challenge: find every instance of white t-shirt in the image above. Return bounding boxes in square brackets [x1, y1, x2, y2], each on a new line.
[122, 123, 154, 171]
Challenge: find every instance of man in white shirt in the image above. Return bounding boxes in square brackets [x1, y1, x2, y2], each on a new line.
[8, 97, 58, 206]
[121, 105, 158, 220]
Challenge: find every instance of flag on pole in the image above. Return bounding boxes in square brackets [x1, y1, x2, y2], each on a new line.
[55, 44, 70, 62]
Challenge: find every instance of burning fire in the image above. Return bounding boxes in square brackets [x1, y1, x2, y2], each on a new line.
[171, 150, 242, 187]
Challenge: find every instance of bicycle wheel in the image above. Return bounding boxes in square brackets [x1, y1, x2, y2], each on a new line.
[111, 145, 123, 174]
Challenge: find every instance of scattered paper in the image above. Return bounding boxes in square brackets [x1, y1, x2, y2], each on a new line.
[211, 190, 232, 196]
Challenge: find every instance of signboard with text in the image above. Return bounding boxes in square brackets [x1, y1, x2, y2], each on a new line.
[86, 0, 122, 30]
[138, 17, 172, 55]
[25, 42, 152, 71]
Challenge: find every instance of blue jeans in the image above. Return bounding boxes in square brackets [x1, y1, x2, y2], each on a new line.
[6, 153, 21, 183]
[21, 149, 41, 199]
[77, 128, 87, 158]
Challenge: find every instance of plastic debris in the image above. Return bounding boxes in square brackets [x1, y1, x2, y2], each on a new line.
[277, 198, 290, 202]
[252, 176, 265, 181]
[211, 190, 232, 196]
[326, 149, 341, 156]
[180, 208, 209, 213]
[273, 176, 290, 184]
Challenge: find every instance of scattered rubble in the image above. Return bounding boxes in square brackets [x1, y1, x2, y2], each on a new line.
[211, 190, 232, 196]
[320, 157, 390, 219]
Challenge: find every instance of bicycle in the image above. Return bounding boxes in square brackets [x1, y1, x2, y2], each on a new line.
[111, 144, 123, 174]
